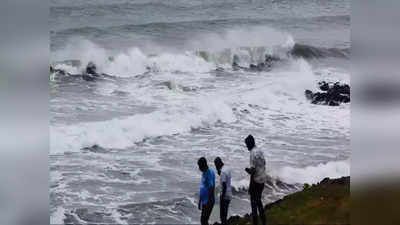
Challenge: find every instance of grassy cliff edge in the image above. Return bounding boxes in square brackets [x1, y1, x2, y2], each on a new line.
[215, 176, 350, 225]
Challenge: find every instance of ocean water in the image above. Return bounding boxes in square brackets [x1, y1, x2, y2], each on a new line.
[50, 0, 350, 224]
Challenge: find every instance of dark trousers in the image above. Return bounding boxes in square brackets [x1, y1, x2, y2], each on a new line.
[220, 198, 230, 225]
[201, 202, 214, 225]
[250, 180, 266, 225]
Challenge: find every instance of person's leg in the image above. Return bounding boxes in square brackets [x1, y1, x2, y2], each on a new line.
[220, 199, 230, 225]
[202, 202, 214, 225]
[220, 199, 225, 225]
[207, 202, 214, 225]
[255, 182, 266, 225]
[250, 191, 258, 225]
[201, 203, 212, 225]
[201, 205, 207, 225]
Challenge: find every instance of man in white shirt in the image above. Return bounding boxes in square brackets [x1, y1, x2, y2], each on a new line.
[214, 157, 232, 225]
[245, 134, 267, 225]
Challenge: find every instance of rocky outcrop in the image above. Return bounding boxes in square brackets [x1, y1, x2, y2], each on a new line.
[305, 81, 350, 106]
[232, 54, 281, 72]
[50, 62, 108, 81]
[81, 144, 108, 153]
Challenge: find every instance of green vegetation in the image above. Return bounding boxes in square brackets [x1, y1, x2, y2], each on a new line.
[217, 176, 350, 225]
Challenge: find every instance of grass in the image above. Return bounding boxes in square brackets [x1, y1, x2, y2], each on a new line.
[218, 176, 350, 225]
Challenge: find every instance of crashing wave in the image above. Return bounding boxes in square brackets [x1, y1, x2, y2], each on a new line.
[51, 41, 348, 82]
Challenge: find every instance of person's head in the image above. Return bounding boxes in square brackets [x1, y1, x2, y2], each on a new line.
[245, 134, 255, 151]
[197, 157, 208, 172]
[214, 157, 224, 175]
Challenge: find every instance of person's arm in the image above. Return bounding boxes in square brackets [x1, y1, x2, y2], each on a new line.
[208, 186, 214, 206]
[198, 195, 201, 210]
[207, 172, 215, 206]
[245, 167, 256, 175]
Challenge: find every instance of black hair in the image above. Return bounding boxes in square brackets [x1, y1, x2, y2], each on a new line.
[198, 157, 208, 168]
[214, 157, 223, 166]
[245, 134, 255, 149]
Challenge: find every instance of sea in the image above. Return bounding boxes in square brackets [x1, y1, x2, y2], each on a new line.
[50, 0, 350, 223]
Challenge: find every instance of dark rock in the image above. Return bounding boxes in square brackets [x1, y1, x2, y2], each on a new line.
[318, 81, 330, 91]
[50, 66, 67, 76]
[305, 89, 314, 100]
[249, 63, 258, 70]
[86, 61, 98, 75]
[232, 54, 280, 72]
[82, 62, 101, 81]
[82, 144, 108, 153]
[305, 81, 350, 106]
[241, 109, 250, 114]
[328, 100, 340, 106]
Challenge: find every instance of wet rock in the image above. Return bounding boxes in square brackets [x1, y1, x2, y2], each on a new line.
[85, 61, 98, 75]
[82, 144, 108, 153]
[50, 66, 68, 76]
[319, 81, 330, 91]
[82, 61, 101, 81]
[232, 54, 280, 72]
[51, 61, 110, 82]
[240, 109, 250, 114]
[305, 81, 350, 106]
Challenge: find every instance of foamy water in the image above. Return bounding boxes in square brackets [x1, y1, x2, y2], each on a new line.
[50, 0, 350, 223]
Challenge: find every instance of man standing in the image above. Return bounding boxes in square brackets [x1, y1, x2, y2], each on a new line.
[198, 157, 215, 225]
[245, 135, 267, 225]
[214, 157, 232, 225]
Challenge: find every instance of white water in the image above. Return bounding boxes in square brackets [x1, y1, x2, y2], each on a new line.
[50, 96, 236, 154]
[50, 0, 350, 223]
[274, 160, 350, 184]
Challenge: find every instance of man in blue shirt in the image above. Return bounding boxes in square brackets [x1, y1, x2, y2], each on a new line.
[198, 157, 215, 225]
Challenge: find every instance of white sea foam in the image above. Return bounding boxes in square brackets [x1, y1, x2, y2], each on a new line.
[188, 26, 294, 53]
[50, 97, 235, 154]
[52, 28, 297, 77]
[50, 207, 66, 225]
[231, 178, 250, 191]
[53, 63, 80, 74]
[224, 58, 350, 136]
[52, 39, 215, 77]
[273, 160, 350, 184]
[191, 27, 295, 66]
